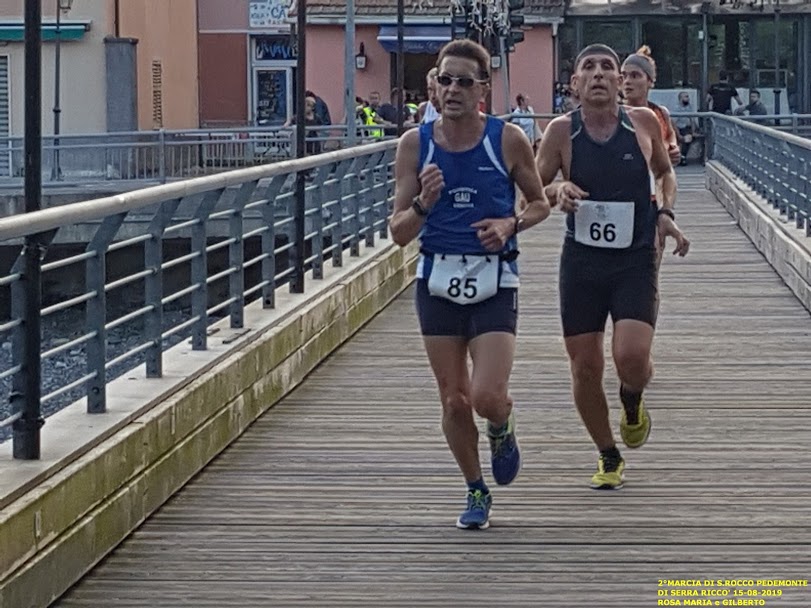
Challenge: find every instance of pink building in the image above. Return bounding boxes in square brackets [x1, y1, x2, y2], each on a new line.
[305, 0, 563, 120]
[197, 0, 562, 127]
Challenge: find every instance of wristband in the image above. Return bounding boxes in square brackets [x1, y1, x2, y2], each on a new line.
[658, 208, 675, 221]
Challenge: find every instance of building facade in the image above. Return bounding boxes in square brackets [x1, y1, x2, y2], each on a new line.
[304, 0, 562, 122]
[0, 0, 199, 140]
[197, 0, 562, 128]
[557, 0, 811, 114]
[198, 0, 298, 127]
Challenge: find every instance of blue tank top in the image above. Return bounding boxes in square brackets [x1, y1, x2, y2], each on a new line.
[416, 116, 519, 285]
[567, 107, 657, 250]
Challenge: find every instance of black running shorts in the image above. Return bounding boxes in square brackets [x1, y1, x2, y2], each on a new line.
[559, 240, 659, 337]
[415, 279, 518, 339]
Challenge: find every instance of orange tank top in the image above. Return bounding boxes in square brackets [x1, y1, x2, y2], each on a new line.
[648, 101, 673, 141]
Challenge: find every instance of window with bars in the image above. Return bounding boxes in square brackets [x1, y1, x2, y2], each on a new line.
[152, 59, 163, 128]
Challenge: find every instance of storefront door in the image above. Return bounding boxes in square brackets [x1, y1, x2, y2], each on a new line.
[253, 67, 292, 126]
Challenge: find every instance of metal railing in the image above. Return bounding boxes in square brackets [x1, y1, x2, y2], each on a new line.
[710, 114, 811, 237]
[0, 139, 398, 455]
[0, 125, 398, 185]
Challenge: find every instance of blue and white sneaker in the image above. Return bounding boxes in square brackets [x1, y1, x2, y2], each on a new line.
[488, 411, 522, 486]
[456, 489, 492, 530]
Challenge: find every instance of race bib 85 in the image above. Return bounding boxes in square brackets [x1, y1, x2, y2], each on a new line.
[427, 254, 499, 305]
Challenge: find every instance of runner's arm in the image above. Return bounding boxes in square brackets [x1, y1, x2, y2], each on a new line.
[503, 123, 550, 232]
[644, 112, 678, 212]
[390, 129, 426, 246]
[536, 118, 570, 207]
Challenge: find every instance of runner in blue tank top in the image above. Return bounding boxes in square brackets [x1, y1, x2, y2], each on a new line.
[390, 40, 551, 530]
[536, 44, 690, 491]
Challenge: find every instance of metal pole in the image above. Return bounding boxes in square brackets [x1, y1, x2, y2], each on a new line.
[773, 0, 781, 124]
[15, 0, 44, 459]
[344, 0, 356, 146]
[701, 11, 709, 111]
[500, 37, 509, 114]
[396, 0, 405, 135]
[52, 0, 62, 181]
[291, 0, 306, 294]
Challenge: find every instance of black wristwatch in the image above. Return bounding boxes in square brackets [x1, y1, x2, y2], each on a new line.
[412, 196, 428, 217]
[513, 215, 525, 235]
[658, 208, 675, 221]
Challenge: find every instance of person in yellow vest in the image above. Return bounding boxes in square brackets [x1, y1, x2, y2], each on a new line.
[361, 91, 390, 138]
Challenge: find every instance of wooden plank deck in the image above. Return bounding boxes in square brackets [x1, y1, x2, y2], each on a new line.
[55, 168, 811, 607]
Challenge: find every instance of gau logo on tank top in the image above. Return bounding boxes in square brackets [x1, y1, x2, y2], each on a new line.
[449, 187, 477, 209]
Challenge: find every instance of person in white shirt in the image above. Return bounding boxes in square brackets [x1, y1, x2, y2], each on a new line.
[419, 68, 441, 124]
[511, 93, 541, 153]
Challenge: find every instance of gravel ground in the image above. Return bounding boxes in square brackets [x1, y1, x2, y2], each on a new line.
[0, 305, 193, 443]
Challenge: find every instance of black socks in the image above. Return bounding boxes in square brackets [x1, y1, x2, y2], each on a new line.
[620, 384, 643, 425]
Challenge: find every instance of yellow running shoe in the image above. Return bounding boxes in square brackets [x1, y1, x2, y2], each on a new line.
[590, 453, 625, 490]
[620, 398, 651, 449]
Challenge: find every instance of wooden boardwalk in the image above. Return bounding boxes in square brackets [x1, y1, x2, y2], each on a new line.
[56, 168, 811, 607]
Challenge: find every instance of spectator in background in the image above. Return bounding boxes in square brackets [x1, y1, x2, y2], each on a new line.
[284, 95, 323, 156]
[511, 93, 542, 153]
[735, 89, 769, 117]
[305, 90, 331, 126]
[707, 71, 743, 115]
[672, 91, 697, 166]
[418, 68, 440, 124]
[378, 88, 415, 135]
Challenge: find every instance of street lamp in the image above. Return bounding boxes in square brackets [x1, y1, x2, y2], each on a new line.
[52, 0, 73, 181]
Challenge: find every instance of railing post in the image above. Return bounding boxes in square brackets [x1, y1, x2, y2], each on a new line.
[309, 165, 332, 280]
[191, 189, 224, 350]
[379, 149, 395, 240]
[85, 213, 127, 413]
[145, 198, 181, 378]
[259, 175, 287, 310]
[158, 128, 167, 184]
[344, 155, 370, 258]
[328, 159, 352, 268]
[229, 181, 259, 327]
[363, 152, 385, 248]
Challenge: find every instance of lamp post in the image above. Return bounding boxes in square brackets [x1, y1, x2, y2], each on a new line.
[52, 0, 73, 181]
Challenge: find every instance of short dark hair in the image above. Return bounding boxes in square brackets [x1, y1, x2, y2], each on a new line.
[574, 44, 620, 71]
[750, 89, 760, 97]
[437, 39, 490, 81]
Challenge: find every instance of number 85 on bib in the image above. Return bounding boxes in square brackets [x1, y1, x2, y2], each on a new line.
[574, 200, 634, 249]
[427, 254, 499, 305]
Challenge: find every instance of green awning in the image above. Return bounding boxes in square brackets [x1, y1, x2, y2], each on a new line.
[0, 22, 90, 42]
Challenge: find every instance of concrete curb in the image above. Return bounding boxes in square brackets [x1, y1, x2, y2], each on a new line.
[706, 162, 811, 313]
[0, 240, 418, 608]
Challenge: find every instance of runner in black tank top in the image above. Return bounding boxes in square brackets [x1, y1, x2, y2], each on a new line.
[566, 106, 657, 250]
[535, 43, 690, 492]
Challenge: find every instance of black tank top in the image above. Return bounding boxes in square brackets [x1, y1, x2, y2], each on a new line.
[566, 107, 657, 250]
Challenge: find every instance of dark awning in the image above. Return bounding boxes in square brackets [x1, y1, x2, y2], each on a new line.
[377, 25, 451, 54]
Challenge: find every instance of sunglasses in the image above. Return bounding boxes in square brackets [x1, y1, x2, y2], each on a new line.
[436, 74, 487, 88]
